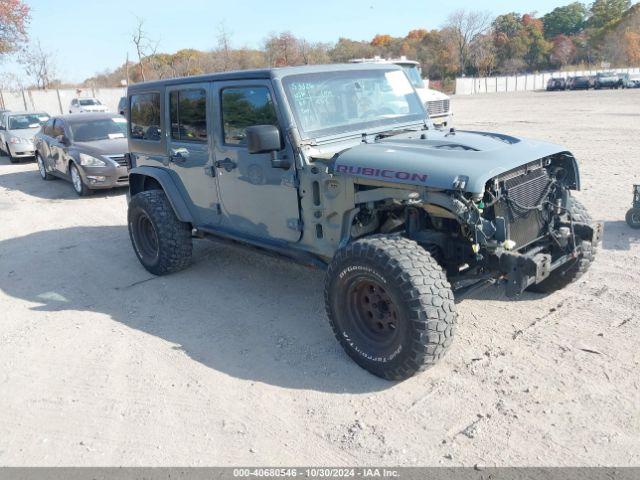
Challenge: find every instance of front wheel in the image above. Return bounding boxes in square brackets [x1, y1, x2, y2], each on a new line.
[626, 208, 640, 229]
[36, 153, 53, 180]
[6, 143, 18, 163]
[324, 235, 457, 381]
[70, 163, 92, 196]
[128, 190, 193, 275]
[528, 198, 596, 293]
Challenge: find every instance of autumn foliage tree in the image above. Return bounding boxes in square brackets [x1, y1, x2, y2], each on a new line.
[0, 0, 30, 55]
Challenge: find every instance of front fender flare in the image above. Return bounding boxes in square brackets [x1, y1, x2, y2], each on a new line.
[128, 166, 194, 223]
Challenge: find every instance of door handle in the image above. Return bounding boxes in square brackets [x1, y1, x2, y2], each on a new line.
[170, 148, 189, 163]
[215, 157, 237, 172]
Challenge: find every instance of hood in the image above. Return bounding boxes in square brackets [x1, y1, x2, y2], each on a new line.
[415, 87, 449, 104]
[7, 128, 40, 142]
[333, 130, 573, 194]
[73, 137, 128, 157]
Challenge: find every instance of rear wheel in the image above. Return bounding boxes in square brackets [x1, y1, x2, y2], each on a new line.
[325, 235, 457, 381]
[128, 190, 193, 275]
[528, 198, 596, 293]
[626, 208, 640, 229]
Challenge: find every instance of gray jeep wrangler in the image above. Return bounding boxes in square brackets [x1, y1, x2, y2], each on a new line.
[126, 64, 601, 380]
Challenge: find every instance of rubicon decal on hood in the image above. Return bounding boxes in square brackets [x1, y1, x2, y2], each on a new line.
[335, 164, 429, 183]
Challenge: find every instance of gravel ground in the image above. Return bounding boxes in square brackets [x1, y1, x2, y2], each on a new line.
[0, 89, 639, 466]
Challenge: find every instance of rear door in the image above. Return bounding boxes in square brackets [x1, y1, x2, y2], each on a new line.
[212, 81, 300, 243]
[165, 83, 220, 226]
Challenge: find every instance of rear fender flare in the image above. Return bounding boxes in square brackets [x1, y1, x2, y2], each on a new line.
[128, 166, 194, 223]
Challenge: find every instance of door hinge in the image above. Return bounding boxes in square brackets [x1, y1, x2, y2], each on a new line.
[205, 165, 216, 177]
[287, 218, 303, 232]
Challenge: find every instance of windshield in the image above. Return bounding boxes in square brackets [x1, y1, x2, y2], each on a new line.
[79, 99, 101, 106]
[399, 64, 425, 89]
[69, 117, 127, 142]
[8, 113, 50, 130]
[283, 69, 425, 138]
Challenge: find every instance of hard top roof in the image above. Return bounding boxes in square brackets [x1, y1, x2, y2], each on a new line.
[127, 63, 401, 92]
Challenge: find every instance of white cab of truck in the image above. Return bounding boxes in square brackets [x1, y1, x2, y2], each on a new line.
[350, 56, 452, 127]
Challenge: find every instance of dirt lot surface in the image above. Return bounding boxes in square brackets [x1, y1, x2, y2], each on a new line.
[1, 89, 639, 466]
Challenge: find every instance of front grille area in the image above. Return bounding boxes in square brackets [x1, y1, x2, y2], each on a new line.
[426, 99, 450, 117]
[492, 164, 551, 248]
[107, 154, 128, 167]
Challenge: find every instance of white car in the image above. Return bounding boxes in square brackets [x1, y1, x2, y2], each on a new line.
[350, 56, 452, 127]
[0, 110, 50, 163]
[69, 98, 109, 114]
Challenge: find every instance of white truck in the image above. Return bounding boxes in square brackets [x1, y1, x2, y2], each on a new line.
[350, 56, 452, 127]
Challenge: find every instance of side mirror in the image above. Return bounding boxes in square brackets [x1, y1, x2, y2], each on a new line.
[245, 125, 281, 154]
[0, 126, 5, 131]
[57, 135, 71, 146]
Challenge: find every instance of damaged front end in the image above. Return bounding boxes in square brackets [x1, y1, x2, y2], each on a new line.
[452, 154, 602, 296]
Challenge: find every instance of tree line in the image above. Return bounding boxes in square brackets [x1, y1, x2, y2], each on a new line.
[1, 0, 639, 91]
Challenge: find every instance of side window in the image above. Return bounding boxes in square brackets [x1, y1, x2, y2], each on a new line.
[52, 119, 65, 138]
[169, 89, 207, 143]
[130, 92, 161, 141]
[221, 86, 278, 146]
[43, 118, 55, 136]
[72, 99, 77, 106]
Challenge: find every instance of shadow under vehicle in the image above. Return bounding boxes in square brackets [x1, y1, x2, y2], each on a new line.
[124, 64, 601, 381]
[34, 113, 130, 196]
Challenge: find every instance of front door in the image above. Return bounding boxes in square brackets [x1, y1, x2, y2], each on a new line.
[165, 83, 220, 226]
[213, 81, 300, 243]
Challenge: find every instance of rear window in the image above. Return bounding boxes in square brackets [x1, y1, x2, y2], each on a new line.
[169, 89, 207, 143]
[130, 93, 161, 141]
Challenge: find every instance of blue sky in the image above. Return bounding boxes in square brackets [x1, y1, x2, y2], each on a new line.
[2, 0, 589, 83]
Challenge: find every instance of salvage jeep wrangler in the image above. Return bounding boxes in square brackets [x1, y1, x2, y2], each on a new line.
[126, 64, 601, 380]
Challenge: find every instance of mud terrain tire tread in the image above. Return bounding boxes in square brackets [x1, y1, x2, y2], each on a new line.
[128, 190, 192, 276]
[528, 198, 595, 293]
[324, 234, 457, 381]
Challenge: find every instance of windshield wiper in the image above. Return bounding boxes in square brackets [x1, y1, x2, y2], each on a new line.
[373, 127, 423, 141]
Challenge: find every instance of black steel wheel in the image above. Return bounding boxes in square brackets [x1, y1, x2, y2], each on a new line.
[325, 235, 457, 381]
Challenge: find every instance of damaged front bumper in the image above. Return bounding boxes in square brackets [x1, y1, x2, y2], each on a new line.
[494, 221, 603, 297]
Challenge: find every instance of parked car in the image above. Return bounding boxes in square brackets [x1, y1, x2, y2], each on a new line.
[350, 56, 452, 127]
[567, 76, 593, 90]
[69, 98, 109, 114]
[546, 78, 567, 91]
[34, 113, 129, 195]
[595, 72, 622, 89]
[125, 63, 600, 380]
[118, 96, 127, 116]
[0, 110, 50, 163]
[620, 73, 640, 88]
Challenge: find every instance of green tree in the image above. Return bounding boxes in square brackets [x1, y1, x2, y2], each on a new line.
[589, 0, 631, 29]
[542, 2, 588, 38]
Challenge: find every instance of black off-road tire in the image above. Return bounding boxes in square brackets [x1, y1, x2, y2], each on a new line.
[626, 208, 640, 229]
[324, 234, 457, 381]
[528, 198, 596, 293]
[128, 190, 193, 276]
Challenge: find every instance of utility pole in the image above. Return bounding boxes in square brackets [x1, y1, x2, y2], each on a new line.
[125, 52, 130, 86]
